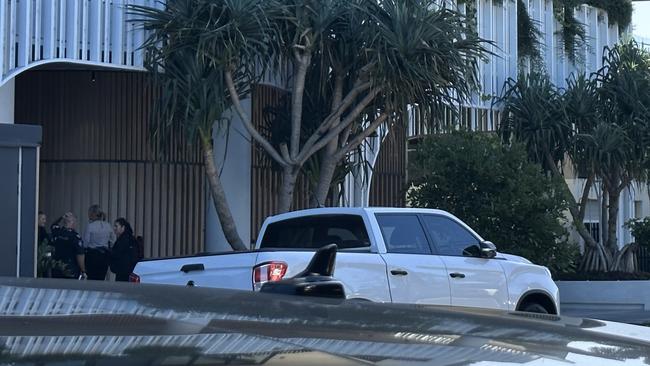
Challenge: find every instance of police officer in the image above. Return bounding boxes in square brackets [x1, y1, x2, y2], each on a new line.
[83, 205, 115, 280]
[51, 212, 87, 279]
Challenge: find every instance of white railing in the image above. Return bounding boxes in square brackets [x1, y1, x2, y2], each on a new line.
[0, 0, 157, 87]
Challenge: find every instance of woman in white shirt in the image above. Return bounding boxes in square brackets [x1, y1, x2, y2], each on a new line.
[83, 205, 115, 280]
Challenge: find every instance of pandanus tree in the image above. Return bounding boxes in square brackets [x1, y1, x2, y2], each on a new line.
[498, 40, 650, 272]
[588, 41, 650, 271]
[131, 0, 489, 248]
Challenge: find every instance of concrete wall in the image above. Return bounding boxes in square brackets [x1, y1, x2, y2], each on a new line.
[0, 78, 14, 123]
[205, 101, 253, 252]
[558, 280, 650, 313]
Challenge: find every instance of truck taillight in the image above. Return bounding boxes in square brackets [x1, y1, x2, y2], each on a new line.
[252, 262, 288, 291]
[129, 273, 141, 283]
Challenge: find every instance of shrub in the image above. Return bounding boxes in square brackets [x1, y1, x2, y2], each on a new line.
[625, 217, 650, 249]
[408, 131, 579, 273]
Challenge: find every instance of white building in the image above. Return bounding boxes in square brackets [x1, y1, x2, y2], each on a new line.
[0, 0, 642, 256]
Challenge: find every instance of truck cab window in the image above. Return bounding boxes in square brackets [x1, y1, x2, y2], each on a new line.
[376, 214, 431, 254]
[260, 215, 370, 249]
[421, 215, 480, 257]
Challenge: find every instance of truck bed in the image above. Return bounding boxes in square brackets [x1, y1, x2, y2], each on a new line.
[134, 247, 391, 301]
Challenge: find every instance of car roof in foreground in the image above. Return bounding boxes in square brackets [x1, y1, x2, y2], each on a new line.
[0, 277, 649, 365]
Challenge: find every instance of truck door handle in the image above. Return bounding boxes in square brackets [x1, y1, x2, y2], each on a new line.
[390, 269, 408, 276]
[180, 263, 205, 273]
[449, 272, 465, 279]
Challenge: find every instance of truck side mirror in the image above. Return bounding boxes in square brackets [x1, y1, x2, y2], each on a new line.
[480, 241, 497, 259]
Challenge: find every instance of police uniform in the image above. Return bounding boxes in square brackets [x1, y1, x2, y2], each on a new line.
[83, 220, 114, 280]
[50, 224, 84, 279]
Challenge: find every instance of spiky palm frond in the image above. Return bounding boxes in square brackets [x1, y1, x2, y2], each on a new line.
[496, 73, 569, 168]
[562, 73, 600, 175]
[594, 40, 650, 184]
[362, 0, 490, 117]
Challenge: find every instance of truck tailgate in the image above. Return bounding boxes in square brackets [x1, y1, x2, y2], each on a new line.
[255, 250, 391, 303]
[134, 251, 259, 290]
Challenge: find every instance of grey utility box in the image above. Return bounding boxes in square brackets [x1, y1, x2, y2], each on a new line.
[0, 124, 41, 277]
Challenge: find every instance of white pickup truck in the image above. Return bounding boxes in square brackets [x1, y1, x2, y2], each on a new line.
[132, 207, 560, 314]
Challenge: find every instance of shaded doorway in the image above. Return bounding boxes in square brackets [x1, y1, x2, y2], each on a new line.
[15, 69, 206, 258]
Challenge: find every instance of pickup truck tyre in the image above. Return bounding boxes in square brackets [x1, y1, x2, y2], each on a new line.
[520, 302, 549, 314]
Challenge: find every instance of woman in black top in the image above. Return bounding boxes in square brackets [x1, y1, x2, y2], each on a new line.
[37, 211, 49, 245]
[50, 212, 87, 279]
[111, 218, 138, 282]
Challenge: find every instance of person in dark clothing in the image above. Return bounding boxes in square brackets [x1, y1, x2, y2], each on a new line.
[37, 211, 49, 245]
[111, 218, 139, 282]
[51, 212, 87, 279]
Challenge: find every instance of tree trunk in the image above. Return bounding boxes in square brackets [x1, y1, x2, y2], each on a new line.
[201, 136, 247, 251]
[311, 141, 339, 208]
[606, 189, 620, 255]
[562, 183, 599, 250]
[579, 244, 611, 272]
[612, 243, 638, 273]
[278, 166, 299, 213]
[544, 153, 598, 249]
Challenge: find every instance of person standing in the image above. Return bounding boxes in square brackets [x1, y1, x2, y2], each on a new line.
[111, 218, 139, 282]
[37, 211, 49, 245]
[83, 205, 115, 280]
[51, 212, 87, 279]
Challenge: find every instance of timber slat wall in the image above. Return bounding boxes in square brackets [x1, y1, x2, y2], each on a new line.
[15, 70, 205, 258]
[369, 122, 407, 207]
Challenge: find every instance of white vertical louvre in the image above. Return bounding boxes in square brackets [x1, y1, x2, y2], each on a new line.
[58, 1, 65, 58]
[587, 6, 598, 74]
[506, 0, 517, 79]
[16, 0, 29, 67]
[42, 0, 54, 59]
[81, 0, 89, 60]
[608, 23, 618, 48]
[0, 0, 6, 75]
[90, 0, 101, 62]
[65, 0, 79, 59]
[0, 0, 149, 87]
[111, 1, 124, 64]
[33, 0, 41, 62]
[103, 0, 111, 62]
[8, 0, 16, 69]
